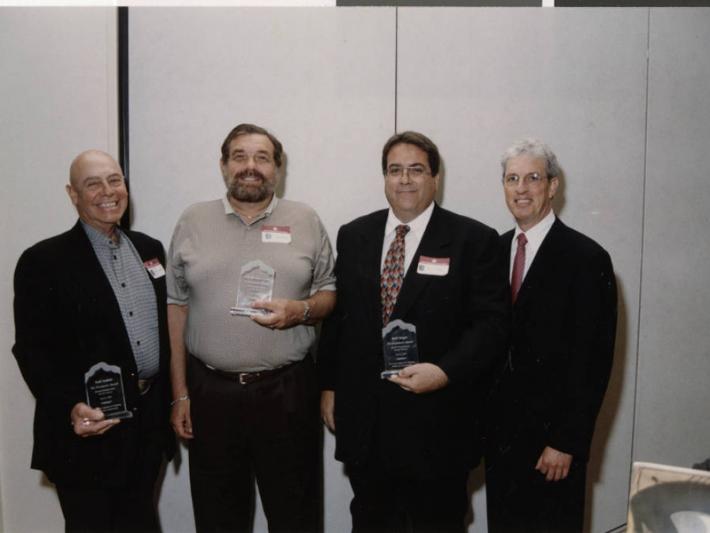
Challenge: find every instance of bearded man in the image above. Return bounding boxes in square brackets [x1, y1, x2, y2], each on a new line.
[167, 124, 336, 532]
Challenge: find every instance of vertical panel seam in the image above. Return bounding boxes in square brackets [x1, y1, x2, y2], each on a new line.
[629, 4, 651, 492]
[106, 10, 115, 162]
[118, 6, 131, 229]
[394, 5, 398, 133]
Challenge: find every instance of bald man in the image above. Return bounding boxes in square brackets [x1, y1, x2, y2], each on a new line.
[13, 150, 175, 532]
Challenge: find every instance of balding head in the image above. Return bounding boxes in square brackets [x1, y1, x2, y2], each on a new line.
[66, 150, 128, 236]
[69, 150, 121, 187]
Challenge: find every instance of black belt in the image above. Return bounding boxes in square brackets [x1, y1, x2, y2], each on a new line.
[202, 359, 296, 386]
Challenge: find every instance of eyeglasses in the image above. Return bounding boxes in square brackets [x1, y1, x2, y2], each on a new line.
[503, 172, 548, 188]
[229, 151, 273, 165]
[386, 165, 430, 179]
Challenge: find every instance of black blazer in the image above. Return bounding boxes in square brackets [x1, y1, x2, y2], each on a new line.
[13, 221, 175, 488]
[487, 218, 617, 462]
[318, 204, 509, 478]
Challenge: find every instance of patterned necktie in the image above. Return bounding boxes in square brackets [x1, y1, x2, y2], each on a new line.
[511, 232, 528, 303]
[381, 224, 410, 325]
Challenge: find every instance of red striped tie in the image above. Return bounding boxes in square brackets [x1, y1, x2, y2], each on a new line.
[511, 232, 527, 303]
[381, 224, 410, 325]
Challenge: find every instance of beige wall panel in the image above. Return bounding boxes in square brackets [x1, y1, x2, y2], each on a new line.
[635, 8, 710, 469]
[6, 5, 710, 533]
[128, 7, 396, 532]
[396, 8, 648, 531]
[0, 7, 118, 533]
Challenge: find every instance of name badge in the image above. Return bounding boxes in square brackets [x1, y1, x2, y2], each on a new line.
[417, 256, 450, 276]
[144, 258, 165, 279]
[261, 225, 292, 244]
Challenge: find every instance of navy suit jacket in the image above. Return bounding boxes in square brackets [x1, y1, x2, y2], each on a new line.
[13, 221, 175, 488]
[487, 218, 617, 463]
[318, 204, 509, 478]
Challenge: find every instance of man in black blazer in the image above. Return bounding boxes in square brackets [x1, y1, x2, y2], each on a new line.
[13, 150, 175, 532]
[319, 131, 509, 532]
[485, 138, 617, 532]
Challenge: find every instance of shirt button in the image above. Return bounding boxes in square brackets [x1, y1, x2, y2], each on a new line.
[129, 311, 134, 317]
[136, 341, 141, 346]
[121, 283, 126, 288]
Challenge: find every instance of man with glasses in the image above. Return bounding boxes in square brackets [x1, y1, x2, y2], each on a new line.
[13, 150, 175, 531]
[167, 123, 335, 532]
[319, 131, 508, 532]
[485, 138, 617, 532]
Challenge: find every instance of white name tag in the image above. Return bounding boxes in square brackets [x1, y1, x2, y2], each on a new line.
[261, 225, 292, 244]
[417, 256, 450, 276]
[144, 258, 165, 279]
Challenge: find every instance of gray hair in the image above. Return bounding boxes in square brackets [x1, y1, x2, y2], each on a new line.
[500, 138, 561, 179]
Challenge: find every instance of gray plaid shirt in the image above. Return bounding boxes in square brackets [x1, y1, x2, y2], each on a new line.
[83, 222, 160, 378]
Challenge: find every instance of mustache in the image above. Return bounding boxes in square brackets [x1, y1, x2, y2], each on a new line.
[235, 169, 267, 181]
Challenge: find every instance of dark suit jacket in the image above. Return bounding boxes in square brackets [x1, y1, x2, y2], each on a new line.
[487, 218, 617, 463]
[318, 204, 509, 478]
[13, 221, 175, 488]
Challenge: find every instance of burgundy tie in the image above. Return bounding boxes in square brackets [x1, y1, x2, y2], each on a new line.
[511, 233, 528, 303]
[381, 224, 410, 325]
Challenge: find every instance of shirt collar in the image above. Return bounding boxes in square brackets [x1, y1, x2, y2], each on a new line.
[81, 220, 122, 247]
[222, 194, 278, 220]
[513, 209, 556, 242]
[385, 201, 435, 239]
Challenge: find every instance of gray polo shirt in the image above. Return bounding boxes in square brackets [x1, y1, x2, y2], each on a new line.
[167, 196, 335, 372]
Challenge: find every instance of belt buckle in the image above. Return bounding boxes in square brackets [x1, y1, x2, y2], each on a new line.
[506, 349, 514, 372]
[138, 378, 152, 395]
[238, 373, 249, 386]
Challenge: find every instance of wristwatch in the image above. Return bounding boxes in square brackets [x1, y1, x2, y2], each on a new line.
[302, 300, 312, 323]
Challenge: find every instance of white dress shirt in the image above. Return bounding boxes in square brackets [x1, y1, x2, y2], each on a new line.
[381, 202, 435, 274]
[509, 209, 556, 281]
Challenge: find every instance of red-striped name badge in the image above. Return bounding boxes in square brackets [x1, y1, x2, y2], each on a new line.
[261, 225, 292, 244]
[417, 256, 450, 276]
[143, 258, 165, 279]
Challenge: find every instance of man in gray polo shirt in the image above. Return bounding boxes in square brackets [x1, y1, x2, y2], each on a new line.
[167, 123, 335, 532]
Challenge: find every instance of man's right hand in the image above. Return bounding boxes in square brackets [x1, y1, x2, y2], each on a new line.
[171, 398, 193, 439]
[535, 446, 573, 481]
[70, 402, 120, 437]
[320, 390, 335, 432]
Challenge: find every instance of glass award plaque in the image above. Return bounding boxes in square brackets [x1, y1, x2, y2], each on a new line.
[84, 362, 133, 419]
[381, 319, 419, 378]
[230, 260, 275, 316]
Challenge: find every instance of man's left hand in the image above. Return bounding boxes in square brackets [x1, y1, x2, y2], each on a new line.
[250, 299, 303, 330]
[70, 402, 120, 437]
[535, 446, 573, 481]
[388, 363, 449, 394]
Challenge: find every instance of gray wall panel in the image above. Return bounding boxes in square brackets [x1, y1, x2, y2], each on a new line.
[396, 8, 648, 531]
[128, 8, 396, 533]
[635, 8, 710, 468]
[129, 7, 396, 249]
[5, 5, 710, 533]
[0, 7, 118, 533]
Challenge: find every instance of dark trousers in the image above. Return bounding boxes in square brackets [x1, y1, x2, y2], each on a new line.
[485, 447, 586, 533]
[347, 460, 469, 533]
[56, 386, 165, 533]
[57, 479, 161, 533]
[188, 355, 320, 533]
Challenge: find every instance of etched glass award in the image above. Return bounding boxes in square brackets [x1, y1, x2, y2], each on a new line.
[230, 260, 275, 316]
[84, 362, 133, 419]
[381, 319, 419, 378]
